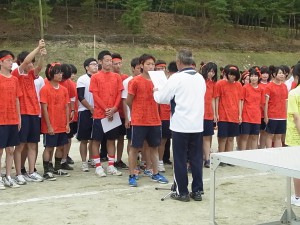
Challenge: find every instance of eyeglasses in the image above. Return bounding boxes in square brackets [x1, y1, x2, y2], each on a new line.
[89, 63, 98, 66]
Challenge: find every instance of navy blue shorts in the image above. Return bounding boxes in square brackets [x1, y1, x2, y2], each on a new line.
[131, 126, 161, 148]
[217, 121, 240, 138]
[240, 122, 260, 135]
[76, 110, 93, 141]
[161, 120, 172, 139]
[260, 118, 266, 130]
[43, 133, 68, 147]
[0, 125, 20, 148]
[203, 119, 214, 136]
[265, 119, 287, 135]
[67, 122, 78, 139]
[126, 127, 132, 140]
[19, 115, 40, 143]
[118, 118, 126, 136]
[91, 119, 119, 141]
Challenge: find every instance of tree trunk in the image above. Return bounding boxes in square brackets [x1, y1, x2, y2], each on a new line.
[157, 0, 163, 27]
[65, 0, 69, 24]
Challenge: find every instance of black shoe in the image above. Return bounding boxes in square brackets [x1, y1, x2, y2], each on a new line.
[100, 157, 108, 162]
[219, 162, 227, 167]
[204, 160, 210, 168]
[67, 155, 74, 164]
[163, 160, 172, 165]
[61, 162, 74, 170]
[171, 193, 190, 202]
[114, 160, 129, 170]
[190, 191, 202, 201]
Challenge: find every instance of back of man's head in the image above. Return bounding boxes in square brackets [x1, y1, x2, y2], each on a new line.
[176, 49, 194, 66]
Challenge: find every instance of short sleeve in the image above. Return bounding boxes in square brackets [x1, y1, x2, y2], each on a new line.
[40, 86, 48, 104]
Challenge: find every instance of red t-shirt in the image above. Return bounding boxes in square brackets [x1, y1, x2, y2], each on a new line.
[89, 71, 123, 119]
[60, 79, 76, 100]
[0, 74, 23, 125]
[159, 104, 171, 121]
[265, 82, 288, 119]
[213, 80, 243, 123]
[118, 74, 129, 118]
[70, 80, 78, 122]
[40, 83, 70, 133]
[258, 82, 268, 118]
[11, 68, 40, 115]
[291, 81, 298, 90]
[242, 84, 265, 124]
[204, 80, 215, 120]
[128, 75, 161, 126]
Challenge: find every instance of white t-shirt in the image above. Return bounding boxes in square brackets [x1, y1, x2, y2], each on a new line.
[77, 74, 94, 112]
[34, 76, 45, 117]
[154, 69, 206, 133]
[122, 76, 133, 121]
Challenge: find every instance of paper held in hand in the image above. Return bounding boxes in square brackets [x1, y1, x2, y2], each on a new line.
[148, 71, 167, 90]
[101, 112, 122, 133]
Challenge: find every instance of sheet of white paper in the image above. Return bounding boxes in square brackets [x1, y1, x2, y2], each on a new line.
[148, 71, 167, 90]
[101, 112, 122, 133]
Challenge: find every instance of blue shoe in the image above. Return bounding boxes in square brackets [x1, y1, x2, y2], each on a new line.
[143, 169, 153, 177]
[129, 175, 137, 187]
[151, 173, 169, 184]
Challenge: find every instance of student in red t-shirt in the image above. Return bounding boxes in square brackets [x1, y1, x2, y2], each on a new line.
[0, 50, 22, 189]
[240, 67, 265, 150]
[258, 66, 271, 148]
[89, 50, 123, 177]
[111, 53, 129, 170]
[40, 63, 70, 181]
[264, 66, 288, 148]
[12, 40, 46, 184]
[214, 65, 243, 158]
[201, 62, 217, 168]
[126, 54, 168, 187]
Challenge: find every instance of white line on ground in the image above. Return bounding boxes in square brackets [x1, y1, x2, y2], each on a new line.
[0, 172, 271, 206]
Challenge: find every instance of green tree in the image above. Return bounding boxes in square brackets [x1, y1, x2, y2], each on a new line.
[121, 0, 148, 34]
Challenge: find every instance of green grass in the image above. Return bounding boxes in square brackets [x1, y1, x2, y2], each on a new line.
[2, 40, 299, 78]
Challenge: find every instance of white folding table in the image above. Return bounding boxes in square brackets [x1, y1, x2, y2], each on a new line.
[210, 147, 300, 225]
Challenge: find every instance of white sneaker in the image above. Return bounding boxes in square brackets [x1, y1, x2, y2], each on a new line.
[3, 176, 20, 188]
[158, 162, 166, 172]
[81, 162, 89, 172]
[23, 173, 34, 182]
[28, 172, 44, 182]
[107, 165, 122, 176]
[0, 178, 5, 190]
[95, 166, 106, 177]
[88, 159, 96, 168]
[15, 175, 27, 185]
[291, 195, 300, 206]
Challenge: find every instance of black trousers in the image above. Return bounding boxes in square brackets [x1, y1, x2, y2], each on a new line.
[172, 131, 203, 195]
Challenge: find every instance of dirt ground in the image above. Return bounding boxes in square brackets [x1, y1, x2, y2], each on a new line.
[0, 136, 299, 225]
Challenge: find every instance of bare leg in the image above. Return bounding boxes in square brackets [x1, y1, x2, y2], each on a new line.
[6, 147, 15, 177]
[158, 138, 167, 161]
[203, 136, 212, 160]
[294, 178, 300, 197]
[27, 142, 37, 174]
[265, 133, 274, 148]
[218, 137, 227, 152]
[249, 135, 259, 150]
[80, 140, 88, 162]
[259, 130, 267, 149]
[116, 135, 124, 162]
[273, 134, 283, 147]
[239, 134, 249, 150]
[149, 146, 159, 175]
[14, 143, 25, 175]
[128, 146, 139, 175]
[225, 137, 234, 152]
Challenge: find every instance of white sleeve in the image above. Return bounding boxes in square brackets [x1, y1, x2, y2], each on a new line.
[153, 74, 177, 104]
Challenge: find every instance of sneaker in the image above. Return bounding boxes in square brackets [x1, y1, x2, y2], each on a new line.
[81, 162, 89, 172]
[114, 160, 129, 170]
[163, 159, 173, 165]
[171, 193, 190, 202]
[129, 175, 138, 187]
[88, 159, 96, 168]
[67, 155, 74, 164]
[0, 178, 5, 190]
[15, 174, 27, 185]
[61, 162, 74, 170]
[190, 191, 203, 201]
[291, 195, 300, 206]
[107, 165, 122, 176]
[158, 163, 166, 172]
[95, 166, 107, 177]
[204, 160, 210, 168]
[53, 169, 70, 177]
[3, 176, 20, 188]
[28, 172, 44, 182]
[144, 169, 153, 177]
[23, 173, 34, 182]
[43, 172, 56, 181]
[151, 173, 169, 184]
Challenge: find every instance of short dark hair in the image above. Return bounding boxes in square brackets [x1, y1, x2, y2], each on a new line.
[112, 53, 122, 60]
[61, 64, 72, 80]
[83, 58, 97, 69]
[139, 54, 156, 65]
[98, 50, 111, 61]
[167, 61, 178, 73]
[16, 51, 35, 66]
[201, 62, 217, 82]
[130, 57, 140, 68]
[176, 49, 194, 65]
[293, 63, 300, 86]
[224, 64, 240, 81]
[0, 50, 15, 60]
[155, 59, 167, 67]
[45, 62, 62, 81]
[69, 64, 77, 74]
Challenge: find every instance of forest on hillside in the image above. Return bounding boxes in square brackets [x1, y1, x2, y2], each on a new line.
[1, 0, 300, 39]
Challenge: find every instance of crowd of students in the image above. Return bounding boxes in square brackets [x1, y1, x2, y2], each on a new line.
[0, 40, 300, 198]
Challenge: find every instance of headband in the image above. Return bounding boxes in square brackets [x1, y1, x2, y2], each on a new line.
[0, 55, 13, 61]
